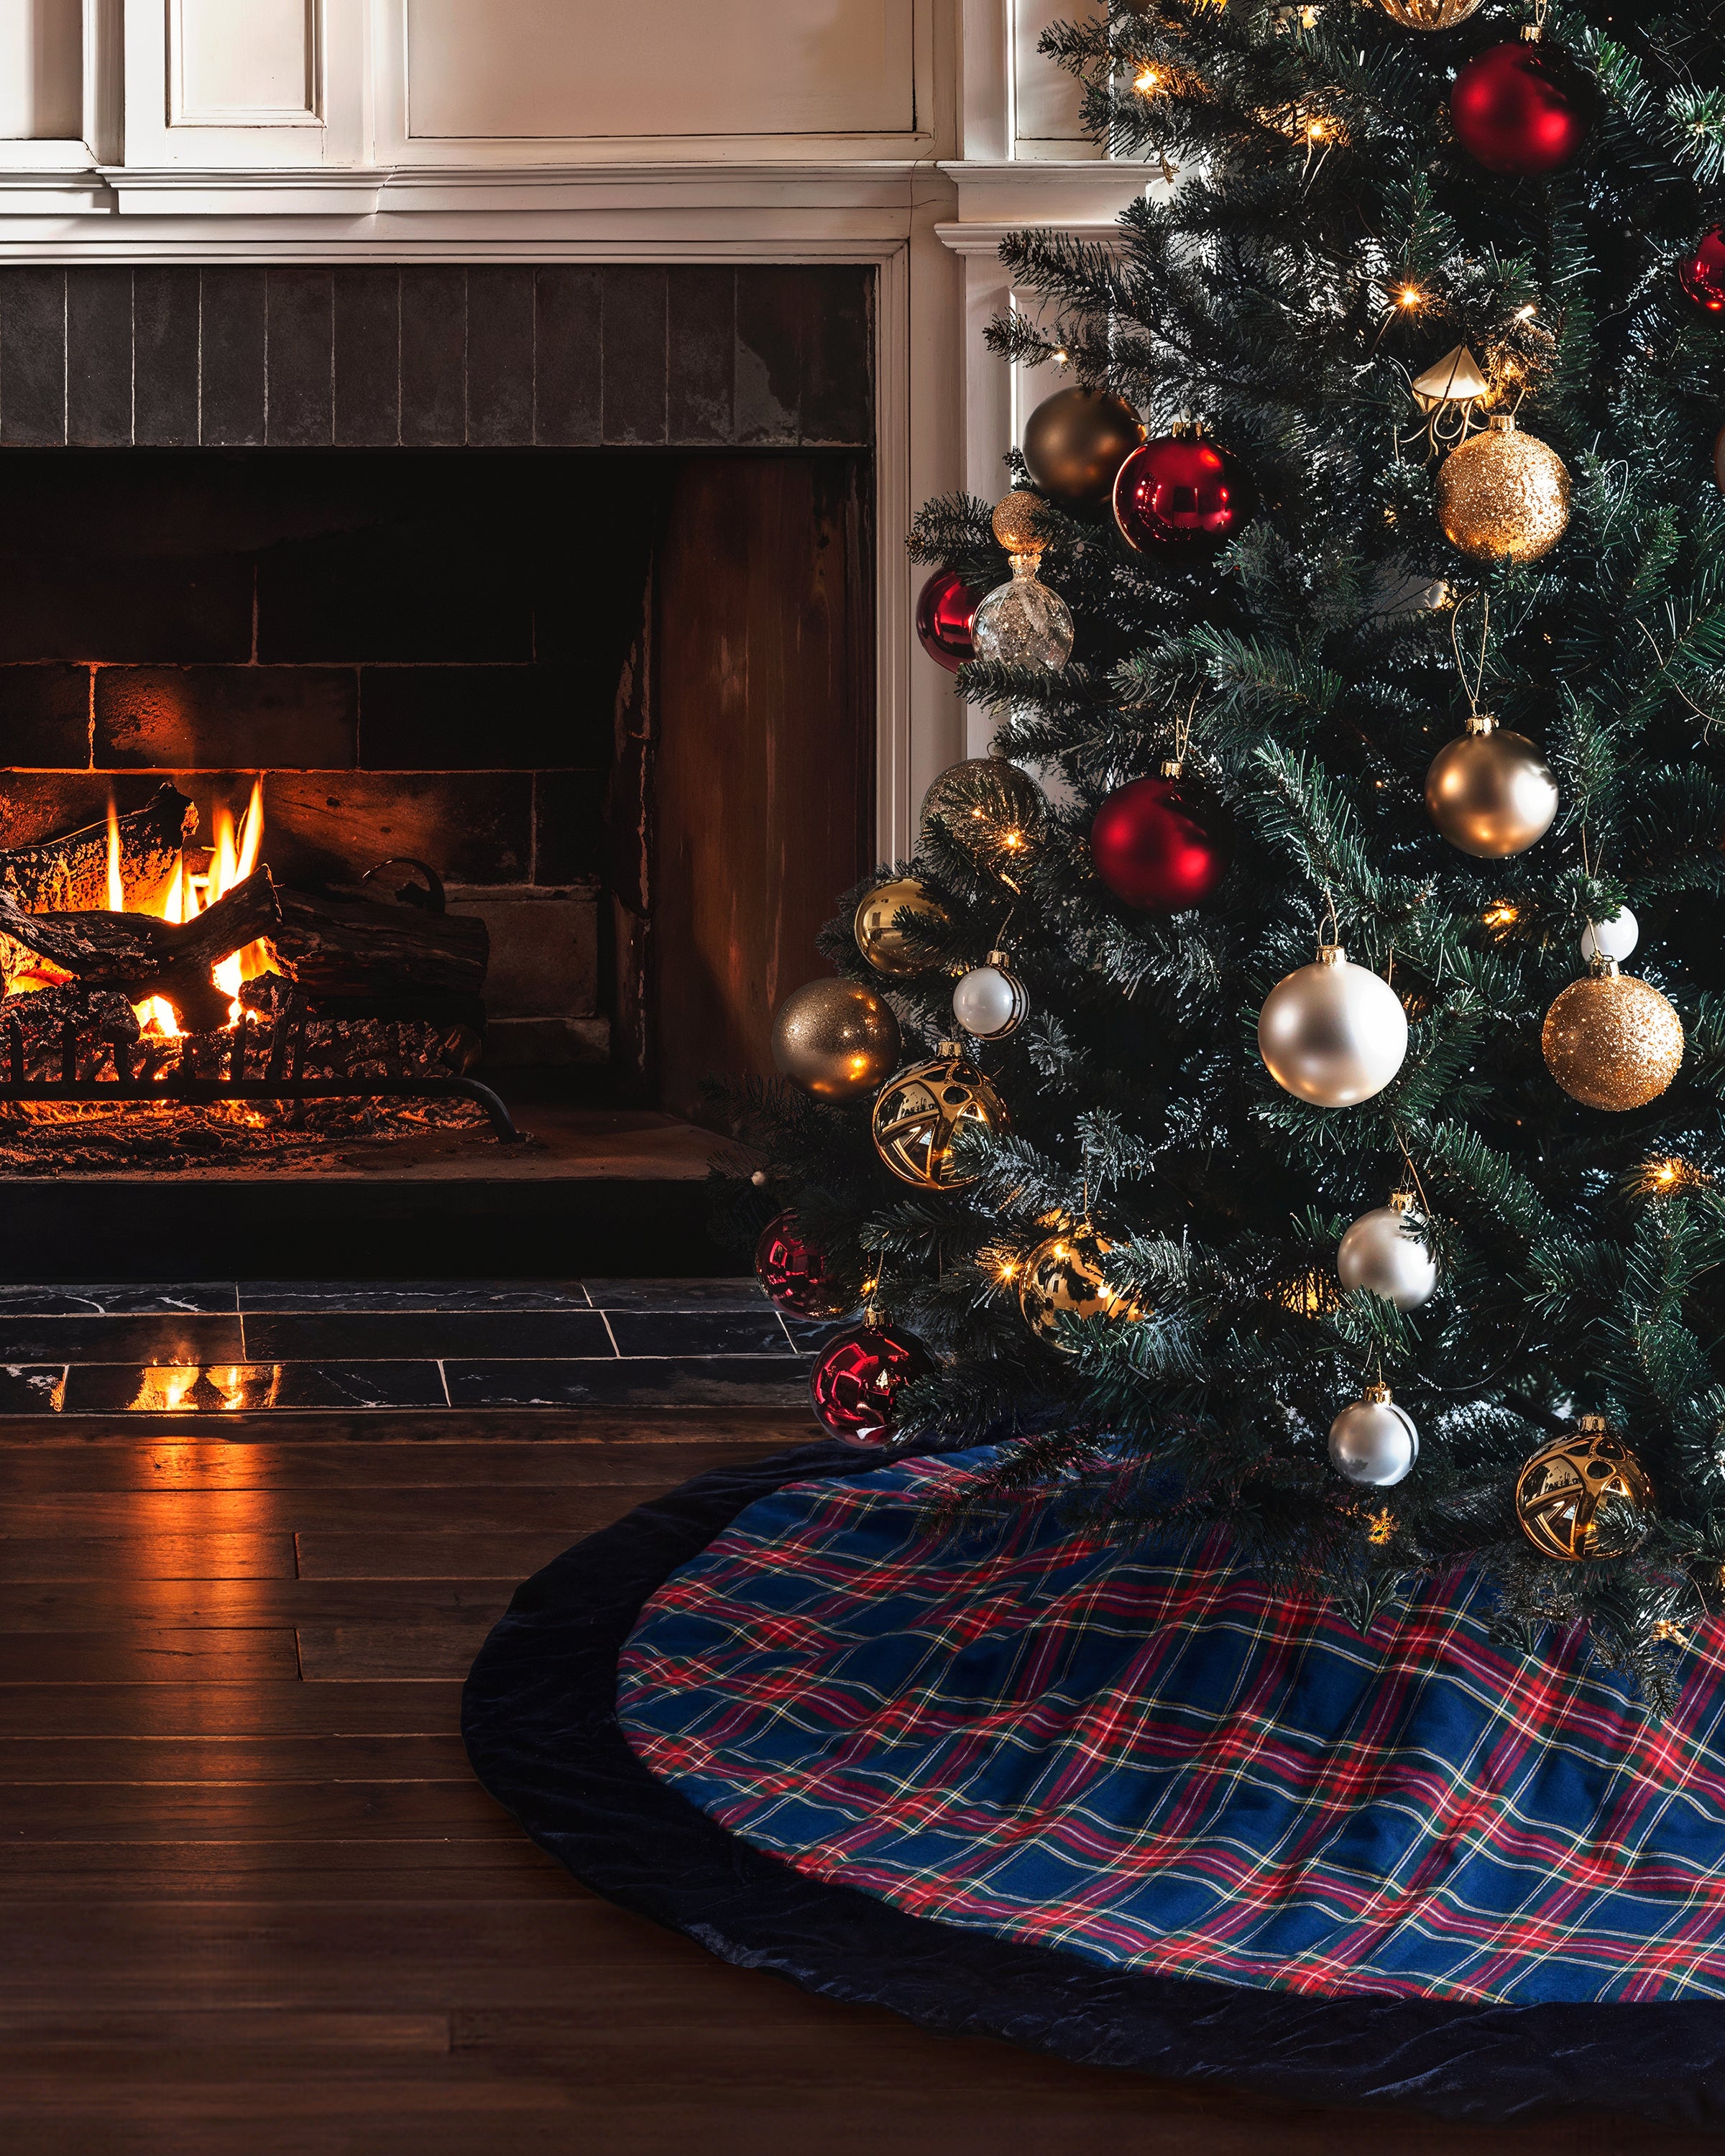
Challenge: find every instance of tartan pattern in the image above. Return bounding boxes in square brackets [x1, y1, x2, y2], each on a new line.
[616, 1450, 1725, 2004]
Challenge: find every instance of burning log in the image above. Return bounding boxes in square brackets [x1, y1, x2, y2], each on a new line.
[0, 869, 279, 1033]
[0, 784, 193, 916]
[0, 983, 141, 1083]
[268, 886, 489, 1000]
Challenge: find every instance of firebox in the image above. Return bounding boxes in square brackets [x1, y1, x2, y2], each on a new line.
[0, 262, 875, 1244]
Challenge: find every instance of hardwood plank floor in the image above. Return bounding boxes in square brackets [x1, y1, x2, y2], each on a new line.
[0, 1407, 1706, 2155]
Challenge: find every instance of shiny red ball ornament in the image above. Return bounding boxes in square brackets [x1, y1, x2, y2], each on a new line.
[1113, 436, 1256, 556]
[1091, 766, 1232, 911]
[809, 1322, 935, 1446]
[1450, 41, 1591, 176]
[1682, 227, 1725, 313]
[755, 1210, 853, 1322]
[915, 568, 978, 674]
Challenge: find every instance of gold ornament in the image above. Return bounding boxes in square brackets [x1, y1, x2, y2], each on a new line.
[1377, 0, 1484, 25]
[1425, 714, 1559, 858]
[871, 1051, 1008, 1189]
[1436, 415, 1571, 566]
[854, 877, 951, 978]
[1412, 345, 1491, 415]
[1542, 957, 1685, 1113]
[1022, 388, 1146, 507]
[992, 490, 1049, 557]
[1517, 1416, 1654, 1562]
[919, 757, 1046, 870]
[1018, 1228, 1139, 1350]
[771, 979, 903, 1102]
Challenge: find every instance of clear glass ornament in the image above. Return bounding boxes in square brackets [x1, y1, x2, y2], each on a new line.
[970, 554, 1074, 673]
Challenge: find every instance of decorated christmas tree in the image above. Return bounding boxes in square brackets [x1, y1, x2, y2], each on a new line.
[726, 0, 1725, 1708]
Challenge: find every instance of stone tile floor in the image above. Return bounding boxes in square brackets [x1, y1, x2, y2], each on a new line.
[0, 1280, 824, 1413]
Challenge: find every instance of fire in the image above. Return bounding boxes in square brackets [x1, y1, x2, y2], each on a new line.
[111, 778, 270, 1038]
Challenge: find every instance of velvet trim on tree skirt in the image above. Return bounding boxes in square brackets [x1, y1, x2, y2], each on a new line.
[461, 1444, 1725, 2128]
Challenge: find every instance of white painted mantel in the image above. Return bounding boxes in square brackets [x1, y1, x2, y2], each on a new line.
[0, 0, 1154, 852]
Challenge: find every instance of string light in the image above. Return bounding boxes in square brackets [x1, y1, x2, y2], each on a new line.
[1633, 1157, 1708, 1199]
[1398, 285, 1425, 310]
[1481, 901, 1519, 934]
[1367, 1509, 1398, 1547]
[1133, 65, 1162, 93]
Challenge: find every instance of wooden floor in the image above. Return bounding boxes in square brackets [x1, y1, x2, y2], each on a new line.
[0, 1407, 1707, 2155]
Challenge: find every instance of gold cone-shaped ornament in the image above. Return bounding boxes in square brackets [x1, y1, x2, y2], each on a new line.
[1412, 344, 1491, 415]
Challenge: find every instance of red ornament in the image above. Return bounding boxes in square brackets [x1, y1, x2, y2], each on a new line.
[755, 1210, 853, 1321]
[1091, 766, 1231, 911]
[809, 1322, 934, 1446]
[1113, 436, 1256, 556]
[1450, 41, 1591, 177]
[1682, 228, 1725, 313]
[916, 568, 978, 673]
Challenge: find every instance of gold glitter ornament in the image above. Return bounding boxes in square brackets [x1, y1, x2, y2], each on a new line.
[1542, 957, 1685, 1112]
[870, 1052, 1009, 1189]
[854, 877, 951, 978]
[919, 757, 1047, 866]
[770, 979, 903, 1102]
[1517, 1416, 1654, 1562]
[1377, 0, 1484, 24]
[992, 490, 1050, 557]
[1425, 714, 1559, 858]
[1436, 415, 1571, 566]
[1018, 1228, 1139, 1351]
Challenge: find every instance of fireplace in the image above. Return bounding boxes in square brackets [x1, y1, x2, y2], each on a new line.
[0, 262, 875, 1215]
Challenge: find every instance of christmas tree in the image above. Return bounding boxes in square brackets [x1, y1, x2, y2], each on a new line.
[727, 0, 1725, 1710]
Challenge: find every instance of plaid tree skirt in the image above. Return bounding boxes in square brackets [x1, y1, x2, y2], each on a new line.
[617, 1449, 1725, 2005]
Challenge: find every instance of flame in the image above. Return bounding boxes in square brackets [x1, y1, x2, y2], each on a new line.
[211, 778, 269, 1021]
[106, 798, 124, 913]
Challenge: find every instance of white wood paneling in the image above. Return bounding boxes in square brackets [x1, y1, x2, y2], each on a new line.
[1013, 0, 1101, 158]
[387, 0, 929, 160]
[169, 0, 319, 126]
[0, 0, 82, 139]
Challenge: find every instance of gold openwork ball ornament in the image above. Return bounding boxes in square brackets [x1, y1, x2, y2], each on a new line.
[992, 489, 1050, 557]
[870, 1053, 1009, 1189]
[1018, 1229, 1139, 1352]
[1516, 1417, 1655, 1562]
[1436, 416, 1572, 567]
[854, 877, 951, 978]
[1425, 714, 1559, 859]
[1542, 959, 1685, 1113]
[1376, 0, 1484, 26]
[1022, 388, 1146, 508]
[771, 979, 903, 1102]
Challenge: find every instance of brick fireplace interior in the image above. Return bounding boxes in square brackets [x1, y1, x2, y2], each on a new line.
[0, 263, 875, 1151]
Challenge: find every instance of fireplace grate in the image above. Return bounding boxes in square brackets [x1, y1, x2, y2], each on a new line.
[0, 1001, 524, 1144]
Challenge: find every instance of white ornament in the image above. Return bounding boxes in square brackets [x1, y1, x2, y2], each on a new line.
[1258, 944, 1409, 1108]
[1338, 1193, 1438, 1311]
[1581, 908, 1639, 966]
[952, 954, 1029, 1041]
[1329, 1386, 1420, 1488]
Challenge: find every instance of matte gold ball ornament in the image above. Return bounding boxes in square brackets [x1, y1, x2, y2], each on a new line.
[1022, 387, 1146, 508]
[870, 1051, 1009, 1189]
[1516, 1416, 1654, 1562]
[771, 979, 903, 1102]
[854, 877, 951, 978]
[1377, 0, 1484, 24]
[1436, 415, 1572, 567]
[1425, 714, 1559, 858]
[1542, 957, 1685, 1113]
[1018, 1228, 1140, 1352]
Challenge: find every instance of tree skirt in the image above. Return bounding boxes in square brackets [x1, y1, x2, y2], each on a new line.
[461, 1444, 1725, 2129]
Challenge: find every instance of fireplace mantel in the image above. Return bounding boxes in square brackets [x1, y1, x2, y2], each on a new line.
[0, 0, 1155, 847]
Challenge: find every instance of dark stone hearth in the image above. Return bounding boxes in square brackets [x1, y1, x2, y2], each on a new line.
[0, 1313, 244, 1363]
[443, 1356, 806, 1408]
[243, 1309, 615, 1361]
[0, 265, 870, 451]
[605, 1309, 799, 1358]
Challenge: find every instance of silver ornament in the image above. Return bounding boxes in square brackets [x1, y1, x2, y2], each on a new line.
[1425, 714, 1558, 859]
[1338, 1192, 1437, 1310]
[1581, 908, 1639, 965]
[1258, 945, 1409, 1108]
[952, 953, 1029, 1041]
[1329, 1386, 1420, 1489]
[971, 557, 1074, 673]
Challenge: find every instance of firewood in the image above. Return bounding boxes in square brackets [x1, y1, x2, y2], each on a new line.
[0, 869, 280, 1033]
[268, 885, 489, 999]
[0, 783, 194, 916]
[0, 983, 141, 1083]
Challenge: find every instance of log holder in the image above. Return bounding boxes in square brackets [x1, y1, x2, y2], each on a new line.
[0, 997, 525, 1144]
